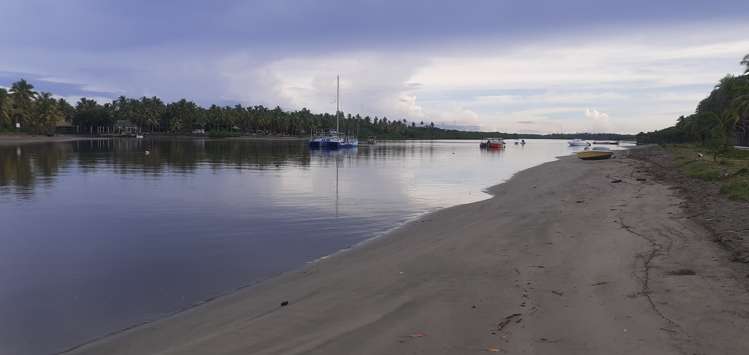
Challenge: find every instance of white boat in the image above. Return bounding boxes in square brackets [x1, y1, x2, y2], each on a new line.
[568, 139, 590, 147]
[136, 134, 144, 139]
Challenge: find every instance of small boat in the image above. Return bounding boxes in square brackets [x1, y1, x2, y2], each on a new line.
[576, 147, 613, 160]
[136, 134, 144, 139]
[368, 136, 376, 145]
[480, 138, 505, 149]
[592, 141, 619, 145]
[568, 139, 591, 147]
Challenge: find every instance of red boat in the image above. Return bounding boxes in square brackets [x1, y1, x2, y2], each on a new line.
[480, 138, 506, 149]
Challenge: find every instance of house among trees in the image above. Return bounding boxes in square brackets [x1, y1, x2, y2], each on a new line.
[114, 120, 139, 135]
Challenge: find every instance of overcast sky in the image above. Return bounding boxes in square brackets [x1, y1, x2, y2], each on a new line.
[1, 0, 748, 133]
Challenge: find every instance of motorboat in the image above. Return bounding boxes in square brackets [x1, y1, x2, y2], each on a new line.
[576, 146, 614, 160]
[568, 139, 591, 147]
[480, 138, 505, 149]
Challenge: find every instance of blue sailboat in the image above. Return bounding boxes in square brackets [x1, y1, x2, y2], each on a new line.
[309, 76, 358, 149]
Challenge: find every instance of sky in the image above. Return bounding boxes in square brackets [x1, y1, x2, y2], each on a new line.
[1, 0, 748, 134]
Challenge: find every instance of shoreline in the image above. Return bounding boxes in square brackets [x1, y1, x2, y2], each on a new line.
[0, 134, 107, 146]
[64, 150, 749, 355]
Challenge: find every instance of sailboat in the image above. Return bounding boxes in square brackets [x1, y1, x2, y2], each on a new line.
[309, 76, 358, 149]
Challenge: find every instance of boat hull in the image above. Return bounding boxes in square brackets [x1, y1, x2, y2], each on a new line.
[576, 151, 613, 160]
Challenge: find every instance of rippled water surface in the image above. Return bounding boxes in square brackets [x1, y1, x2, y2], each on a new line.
[0, 138, 622, 355]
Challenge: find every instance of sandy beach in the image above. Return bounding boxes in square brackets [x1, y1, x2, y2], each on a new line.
[63, 150, 749, 355]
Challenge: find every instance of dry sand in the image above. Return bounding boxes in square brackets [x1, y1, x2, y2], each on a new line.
[64, 152, 749, 355]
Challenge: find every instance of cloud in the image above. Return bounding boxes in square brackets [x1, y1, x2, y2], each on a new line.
[585, 108, 609, 120]
[584, 108, 611, 132]
[1, 2, 749, 134]
[218, 51, 428, 120]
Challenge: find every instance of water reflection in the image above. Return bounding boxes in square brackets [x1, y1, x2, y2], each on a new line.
[0, 139, 316, 199]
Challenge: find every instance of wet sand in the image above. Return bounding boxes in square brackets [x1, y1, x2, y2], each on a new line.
[64, 152, 749, 355]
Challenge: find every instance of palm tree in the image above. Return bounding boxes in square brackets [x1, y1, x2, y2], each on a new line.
[0, 88, 11, 129]
[9, 79, 37, 128]
[742, 54, 749, 74]
[730, 94, 749, 145]
[32, 92, 63, 134]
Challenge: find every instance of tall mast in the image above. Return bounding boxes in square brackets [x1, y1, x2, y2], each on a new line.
[336, 75, 340, 134]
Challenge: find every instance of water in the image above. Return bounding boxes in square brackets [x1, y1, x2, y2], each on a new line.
[0, 138, 616, 355]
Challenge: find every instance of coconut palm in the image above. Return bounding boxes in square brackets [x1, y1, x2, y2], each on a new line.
[742, 54, 749, 74]
[0, 88, 11, 129]
[33, 92, 64, 134]
[730, 94, 749, 145]
[9, 79, 37, 128]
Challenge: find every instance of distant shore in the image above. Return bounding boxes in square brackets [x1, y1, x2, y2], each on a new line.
[0, 133, 309, 146]
[0, 134, 106, 146]
[64, 148, 749, 355]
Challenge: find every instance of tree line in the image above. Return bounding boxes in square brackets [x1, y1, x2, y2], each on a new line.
[0, 80, 67, 135]
[1, 78, 634, 140]
[636, 54, 749, 154]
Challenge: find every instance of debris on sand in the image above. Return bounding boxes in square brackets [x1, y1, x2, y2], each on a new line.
[667, 269, 696, 276]
[398, 332, 427, 343]
[591, 281, 609, 286]
[551, 290, 564, 296]
[280, 301, 289, 307]
[497, 313, 522, 331]
[538, 337, 561, 343]
[611, 179, 623, 183]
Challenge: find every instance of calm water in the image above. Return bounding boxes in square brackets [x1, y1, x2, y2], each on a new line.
[0, 138, 613, 355]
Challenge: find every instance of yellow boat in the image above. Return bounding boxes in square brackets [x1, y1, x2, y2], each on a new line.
[576, 147, 614, 160]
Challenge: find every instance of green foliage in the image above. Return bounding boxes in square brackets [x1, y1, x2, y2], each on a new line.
[10, 79, 37, 130]
[638, 55, 749, 152]
[720, 177, 749, 200]
[682, 160, 722, 180]
[0, 88, 11, 129]
[32, 92, 64, 134]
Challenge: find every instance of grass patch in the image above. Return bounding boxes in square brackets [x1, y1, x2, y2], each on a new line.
[720, 177, 749, 201]
[682, 160, 722, 180]
[666, 144, 749, 201]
